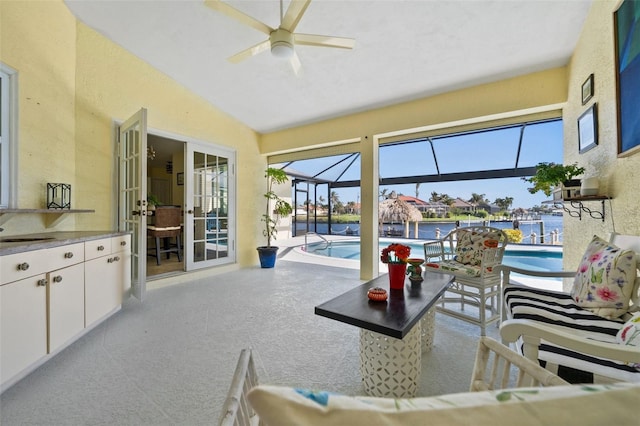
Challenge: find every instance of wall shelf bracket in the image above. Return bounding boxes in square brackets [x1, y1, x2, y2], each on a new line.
[550, 197, 609, 222]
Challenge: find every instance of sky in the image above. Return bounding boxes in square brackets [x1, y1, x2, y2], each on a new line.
[277, 119, 564, 210]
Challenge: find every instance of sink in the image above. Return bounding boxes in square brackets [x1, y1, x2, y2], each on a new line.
[0, 237, 55, 243]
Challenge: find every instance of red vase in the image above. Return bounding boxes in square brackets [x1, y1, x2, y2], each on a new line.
[388, 262, 407, 290]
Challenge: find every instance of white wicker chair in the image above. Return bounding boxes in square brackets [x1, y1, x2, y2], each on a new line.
[470, 336, 569, 390]
[423, 226, 509, 335]
[219, 349, 262, 426]
[499, 233, 640, 383]
[219, 339, 567, 425]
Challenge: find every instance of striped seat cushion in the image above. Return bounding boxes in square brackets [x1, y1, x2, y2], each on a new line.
[504, 285, 640, 383]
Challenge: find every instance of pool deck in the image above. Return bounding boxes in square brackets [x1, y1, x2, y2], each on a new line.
[277, 235, 565, 292]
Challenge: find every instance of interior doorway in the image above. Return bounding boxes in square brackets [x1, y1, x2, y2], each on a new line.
[146, 134, 185, 278]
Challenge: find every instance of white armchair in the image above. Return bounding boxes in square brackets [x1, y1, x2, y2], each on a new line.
[499, 233, 640, 383]
[423, 226, 508, 335]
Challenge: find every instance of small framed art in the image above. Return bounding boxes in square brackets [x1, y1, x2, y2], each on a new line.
[177, 172, 184, 186]
[581, 73, 593, 105]
[578, 103, 598, 154]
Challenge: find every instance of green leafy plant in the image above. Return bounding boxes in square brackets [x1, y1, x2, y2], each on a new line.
[262, 168, 293, 247]
[147, 193, 161, 207]
[522, 162, 585, 196]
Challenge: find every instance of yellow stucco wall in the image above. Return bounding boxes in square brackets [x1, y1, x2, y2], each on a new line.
[0, 0, 265, 266]
[562, 0, 640, 282]
[0, 0, 77, 230]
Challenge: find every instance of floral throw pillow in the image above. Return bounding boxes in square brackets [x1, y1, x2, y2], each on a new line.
[454, 229, 502, 266]
[617, 312, 640, 346]
[570, 235, 637, 319]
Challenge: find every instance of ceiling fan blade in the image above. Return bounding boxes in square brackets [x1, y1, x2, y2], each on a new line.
[281, 0, 312, 32]
[290, 51, 302, 76]
[294, 33, 355, 49]
[228, 39, 270, 63]
[204, 0, 274, 35]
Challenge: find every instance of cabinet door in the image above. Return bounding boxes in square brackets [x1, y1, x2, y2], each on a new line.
[0, 275, 47, 385]
[48, 263, 85, 353]
[84, 255, 120, 327]
[117, 236, 132, 295]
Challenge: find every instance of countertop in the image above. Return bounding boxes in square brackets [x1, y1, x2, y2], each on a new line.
[0, 231, 131, 256]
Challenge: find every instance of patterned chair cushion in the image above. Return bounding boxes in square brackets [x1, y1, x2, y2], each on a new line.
[570, 235, 637, 319]
[247, 383, 640, 426]
[424, 260, 483, 277]
[504, 285, 640, 383]
[454, 229, 502, 266]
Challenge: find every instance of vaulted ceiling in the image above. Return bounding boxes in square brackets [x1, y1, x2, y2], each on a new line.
[65, 0, 592, 133]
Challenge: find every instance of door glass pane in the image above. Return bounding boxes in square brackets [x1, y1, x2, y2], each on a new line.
[191, 152, 230, 264]
[119, 110, 146, 299]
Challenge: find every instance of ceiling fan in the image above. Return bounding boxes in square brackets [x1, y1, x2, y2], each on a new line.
[204, 0, 355, 73]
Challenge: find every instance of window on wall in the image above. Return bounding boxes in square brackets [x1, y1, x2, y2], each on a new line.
[0, 63, 17, 208]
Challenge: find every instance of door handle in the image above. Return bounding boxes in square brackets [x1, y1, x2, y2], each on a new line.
[187, 210, 194, 214]
[132, 210, 140, 216]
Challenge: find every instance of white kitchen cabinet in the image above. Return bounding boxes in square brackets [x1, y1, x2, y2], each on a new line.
[0, 274, 47, 386]
[0, 233, 130, 393]
[48, 262, 85, 353]
[85, 235, 131, 327]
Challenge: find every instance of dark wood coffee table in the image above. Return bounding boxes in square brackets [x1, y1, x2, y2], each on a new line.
[315, 271, 454, 397]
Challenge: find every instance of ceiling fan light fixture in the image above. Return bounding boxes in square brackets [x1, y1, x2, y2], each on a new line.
[270, 28, 294, 59]
[271, 41, 294, 59]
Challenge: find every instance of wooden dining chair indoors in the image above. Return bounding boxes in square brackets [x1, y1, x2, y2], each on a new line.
[147, 206, 182, 265]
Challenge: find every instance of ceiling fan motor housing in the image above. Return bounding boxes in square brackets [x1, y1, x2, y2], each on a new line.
[270, 28, 294, 58]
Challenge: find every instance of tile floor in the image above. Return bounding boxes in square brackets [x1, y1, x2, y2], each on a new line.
[1, 249, 501, 425]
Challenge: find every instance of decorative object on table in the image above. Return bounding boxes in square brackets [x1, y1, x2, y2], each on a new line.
[46, 183, 71, 210]
[257, 168, 293, 268]
[522, 162, 585, 199]
[578, 103, 598, 154]
[406, 258, 424, 283]
[614, 0, 640, 157]
[381, 243, 410, 290]
[367, 287, 388, 302]
[581, 73, 594, 105]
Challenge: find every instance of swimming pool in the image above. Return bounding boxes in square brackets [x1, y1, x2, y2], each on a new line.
[305, 240, 562, 273]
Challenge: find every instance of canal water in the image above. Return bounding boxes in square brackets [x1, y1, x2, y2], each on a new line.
[297, 215, 564, 244]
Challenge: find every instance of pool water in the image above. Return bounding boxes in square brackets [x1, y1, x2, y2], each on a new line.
[307, 241, 562, 273]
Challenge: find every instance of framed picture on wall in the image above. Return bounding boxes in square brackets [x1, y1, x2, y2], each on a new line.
[177, 172, 184, 186]
[581, 74, 593, 105]
[614, 0, 640, 156]
[578, 104, 598, 154]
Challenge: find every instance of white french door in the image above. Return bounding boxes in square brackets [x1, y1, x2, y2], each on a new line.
[184, 143, 235, 270]
[118, 108, 147, 300]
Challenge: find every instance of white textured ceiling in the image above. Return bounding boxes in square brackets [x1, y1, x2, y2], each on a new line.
[64, 0, 592, 133]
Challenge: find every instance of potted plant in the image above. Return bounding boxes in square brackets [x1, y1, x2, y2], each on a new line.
[522, 162, 585, 199]
[147, 193, 161, 211]
[257, 167, 293, 268]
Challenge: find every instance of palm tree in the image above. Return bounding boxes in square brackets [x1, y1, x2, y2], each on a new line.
[330, 191, 343, 214]
[468, 193, 487, 208]
[494, 197, 514, 211]
[379, 188, 389, 201]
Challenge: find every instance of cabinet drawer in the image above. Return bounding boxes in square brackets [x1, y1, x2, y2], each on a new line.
[0, 243, 84, 285]
[85, 238, 112, 260]
[112, 235, 131, 254]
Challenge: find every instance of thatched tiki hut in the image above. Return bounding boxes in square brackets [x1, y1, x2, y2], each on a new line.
[378, 192, 423, 238]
